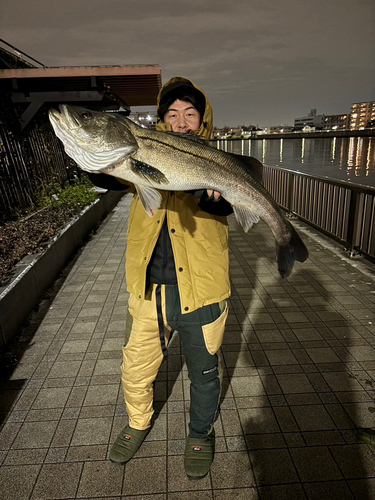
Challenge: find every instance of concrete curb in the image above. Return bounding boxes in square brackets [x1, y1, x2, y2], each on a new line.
[0, 191, 123, 349]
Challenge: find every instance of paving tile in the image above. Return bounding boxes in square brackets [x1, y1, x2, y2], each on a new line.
[211, 451, 256, 489]
[213, 487, 258, 499]
[0, 464, 40, 500]
[250, 448, 299, 485]
[329, 444, 375, 479]
[31, 462, 83, 499]
[290, 405, 336, 431]
[273, 407, 299, 432]
[31, 387, 71, 409]
[276, 373, 315, 394]
[239, 407, 280, 434]
[348, 478, 375, 499]
[303, 430, 345, 446]
[303, 481, 355, 499]
[167, 412, 186, 440]
[60, 339, 90, 353]
[93, 358, 122, 376]
[345, 345, 375, 361]
[65, 444, 107, 462]
[246, 433, 286, 450]
[322, 372, 364, 392]
[264, 349, 298, 365]
[169, 492, 211, 500]
[77, 460, 124, 497]
[51, 419, 77, 447]
[230, 376, 265, 397]
[47, 360, 82, 378]
[71, 417, 112, 446]
[83, 384, 119, 406]
[123, 456, 166, 495]
[3, 448, 47, 466]
[285, 393, 321, 405]
[220, 409, 243, 436]
[290, 446, 343, 481]
[11, 420, 58, 449]
[133, 440, 167, 458]
[11, 388, 39, 411]
[258, 484, 307, 499]
[305, 347, 341, 363]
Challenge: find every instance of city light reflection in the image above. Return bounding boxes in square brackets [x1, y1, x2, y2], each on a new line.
[213, 136, 375, 187]
[301, 138, 305, 164]
[331, 137, 336, 162]
[366, 138, 373, 176]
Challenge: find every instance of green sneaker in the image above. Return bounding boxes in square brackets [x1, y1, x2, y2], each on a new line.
[184, 431, 215, 479]
[109, 424, 150, 465]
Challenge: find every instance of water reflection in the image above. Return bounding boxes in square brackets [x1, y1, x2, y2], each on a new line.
[213, 137, 375, 187]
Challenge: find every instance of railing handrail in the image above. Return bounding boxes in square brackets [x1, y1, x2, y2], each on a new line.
[263, 163, 375, 194]
[262, 164, 375, 263]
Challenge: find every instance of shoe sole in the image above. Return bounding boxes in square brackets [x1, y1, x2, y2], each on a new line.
[187, 472, 209, 480]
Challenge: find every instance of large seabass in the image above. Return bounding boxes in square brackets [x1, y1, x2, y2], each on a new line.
[49, 105, 309, 277]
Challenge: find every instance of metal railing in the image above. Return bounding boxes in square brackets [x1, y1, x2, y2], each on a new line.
[263, 165, 375, 262]
[0, 123, 80, 220]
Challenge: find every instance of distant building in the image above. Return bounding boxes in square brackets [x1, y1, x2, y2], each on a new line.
[322, 114, 349, 130]
[262, 125, 294, 134]
[294, 109, 324, 130]
[129, 110, 158, 129]
[349, 101, 375, 129]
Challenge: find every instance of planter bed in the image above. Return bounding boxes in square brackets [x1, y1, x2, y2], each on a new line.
[0, 191, 123, 349]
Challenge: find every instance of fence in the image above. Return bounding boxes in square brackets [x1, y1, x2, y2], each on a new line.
[0, 121, 80, 220]
[263, 165, 375, 262]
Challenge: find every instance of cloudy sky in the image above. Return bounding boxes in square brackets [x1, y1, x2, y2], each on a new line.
[1, 0, 374, 127]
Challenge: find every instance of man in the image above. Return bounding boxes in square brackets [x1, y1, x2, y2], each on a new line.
[90, 77, 232, 479]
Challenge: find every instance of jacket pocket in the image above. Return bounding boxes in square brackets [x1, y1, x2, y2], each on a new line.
[202, 301, 228, 355]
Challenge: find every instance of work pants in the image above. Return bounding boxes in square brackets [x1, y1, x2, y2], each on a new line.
[121, 284, 228, 439]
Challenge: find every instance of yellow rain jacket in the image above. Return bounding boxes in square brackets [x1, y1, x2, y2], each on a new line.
[125, 77, 231, 313]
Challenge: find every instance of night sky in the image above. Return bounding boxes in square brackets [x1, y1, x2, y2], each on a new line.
[1, 0, 374, 128]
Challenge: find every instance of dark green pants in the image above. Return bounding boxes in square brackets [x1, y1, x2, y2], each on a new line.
[121, 284, 227, 438]
[164, 285, 225, 438]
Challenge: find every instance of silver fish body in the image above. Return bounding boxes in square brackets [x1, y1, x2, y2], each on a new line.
[49, 105, 308, 277]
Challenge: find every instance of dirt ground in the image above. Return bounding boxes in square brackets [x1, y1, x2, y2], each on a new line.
[0, 205, 82, 286]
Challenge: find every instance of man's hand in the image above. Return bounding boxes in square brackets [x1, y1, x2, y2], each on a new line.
[206, 190, 221, 201]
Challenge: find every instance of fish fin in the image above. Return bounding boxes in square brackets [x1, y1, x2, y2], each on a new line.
[227, 153, 264, 184]
[233, 206, 260, 232]
[276, 224, 309, 278]
[136, 185, 162, 217]
[130, 158, 170, 185]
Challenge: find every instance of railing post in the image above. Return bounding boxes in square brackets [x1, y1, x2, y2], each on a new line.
[287, 173, 294, 214]
[346, 190, 359, 256]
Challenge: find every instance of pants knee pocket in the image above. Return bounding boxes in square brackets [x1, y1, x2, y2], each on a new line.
[202, 301, 228, 355]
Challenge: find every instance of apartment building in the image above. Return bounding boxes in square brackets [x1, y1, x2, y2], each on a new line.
[350, 101, 375, 129]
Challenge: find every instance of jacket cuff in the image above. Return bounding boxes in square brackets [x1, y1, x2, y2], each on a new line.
[197, 190, 233, 216]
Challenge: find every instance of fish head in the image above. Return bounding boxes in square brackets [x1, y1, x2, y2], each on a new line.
[48, 105, 138, 173]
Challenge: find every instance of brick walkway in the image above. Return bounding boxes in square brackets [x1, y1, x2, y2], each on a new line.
[1, 195, 375, 499]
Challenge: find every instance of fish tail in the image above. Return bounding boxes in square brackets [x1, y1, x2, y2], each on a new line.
[276, 224, 309, 278]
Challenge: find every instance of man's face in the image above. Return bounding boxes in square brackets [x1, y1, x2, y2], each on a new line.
[163, 99, 201, 133]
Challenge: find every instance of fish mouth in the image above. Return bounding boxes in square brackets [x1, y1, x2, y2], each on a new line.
[49, 105, 82, 131]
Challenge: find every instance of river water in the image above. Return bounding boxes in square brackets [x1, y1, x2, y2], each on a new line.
[211, 136, 375, 189]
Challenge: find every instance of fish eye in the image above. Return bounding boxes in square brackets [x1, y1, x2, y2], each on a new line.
[81, 112, 91, 119]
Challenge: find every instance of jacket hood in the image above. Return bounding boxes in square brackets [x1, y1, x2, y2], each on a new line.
[156, 76, 213, 141]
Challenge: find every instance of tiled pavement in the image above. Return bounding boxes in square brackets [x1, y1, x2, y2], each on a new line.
[1, 195, 375, 500]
